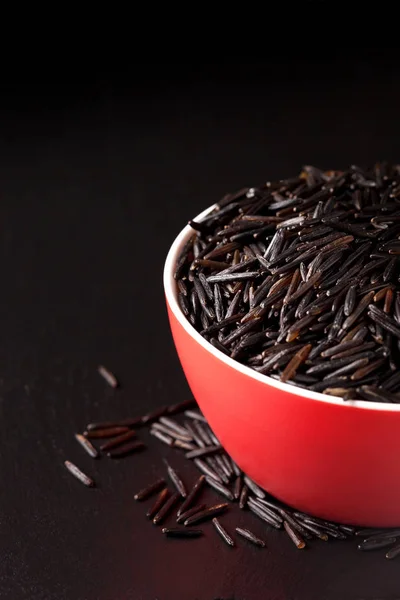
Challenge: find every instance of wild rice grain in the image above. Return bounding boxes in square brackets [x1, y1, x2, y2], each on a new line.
[158, 417, 192, 438]
[85, 418, 142, 431]
[235, 527, 266, 547]
[107, 440, 146, 458]
[279, 510, 312, 539]
[151, 422, 193, 443]
[166, 400, 197, 415]
[192, 421, 214, 446]
[247, 500, 282, 529]
[173, 439, 196, 451]
[193, 458, 223, 483]
[100, 430, 137, 452]
[164, 460, 187, 498]
[149, 429, 174, 447]
[233, 476, 243, 501]
[64, 460, 95, 487]
[184, 410, 207, 422]
[344, 285, 357, 317]
[358, 537, 397, 551]
[185, 445, 222, 459]
[184, 503, 229, 526]
[284, 521, 306, 549]
[239, 485, 249, 509]
[230, 459, 241, 478]
[134, 478, 166, 501]
[298, 520, 329, 541]
[162, 527, 203, 538]
[243, 476, 266, 499]
[360, 529, 400, 540]
[177, 475, 206, 517]
[205, 476, 234, 501]
[141, 406, 169, 425]
[97, 365, 119, 388]
[176, 503, 207, 524]
[280, 344, 312, 382]
[84, 427, 130, 439]
[146, 488, 170, 519]
[75, 434, 99, 459]
[213, 518, 235, 546]
[153, 492, 181, 525]
[249, 497, 283, 524]
[368, 304, 400, 339]
[386, 544, 400, 559]
[350, 358, 386, 381]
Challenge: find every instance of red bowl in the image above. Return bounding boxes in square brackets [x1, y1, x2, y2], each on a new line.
[164, 205, 400, 527]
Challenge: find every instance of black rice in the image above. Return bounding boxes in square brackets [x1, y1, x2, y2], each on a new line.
[302, 518, 346, 539]
[283, 521, 306, 549]
[184, 503, 229, 526]
[184, 410, 207, 422]
[151, 422, 192, 443]
[212, 518, 235, 547]
[176, 503, 207, 524]
[149, 429, 174, 447]
[164, 460, 187, 498]
[97, 365, 119, 388]
[193, 458, 223, 483]
[205, 476, 234, 501]
[247, 499, 282, 529]
[159, 417, 191, 437]
[85, 426, 130, 439]
[185, 445, 222, 459]
[75, 434, 99, 459]
[86, 417, 142, 431]
[243, 476, 266, 499]
[107, 440, 146, 458]
[279, 509, 312, 539]
[141, 406, 170, 425]
[162, 527, 203, 538]
[153, 492, 181, 525]
[100, 430, 137, 452]
[358, 537, 397, 551]
[248, 497, 283, 525]
[173, 439, 196, 451]
[134, 478, 166, 501]
[386, 544, 400, 559]
[166, 400, 197, 415]
[298, 520, 329, 541]
[235, 527, 266, 547]
[233, 476, 242, 501]
[146, 488, 170, 519]
[174, 164, 400, 402]
[64, 460, 95, 487]
[239, 484, 249, 509]
[177, 475, 206, 517]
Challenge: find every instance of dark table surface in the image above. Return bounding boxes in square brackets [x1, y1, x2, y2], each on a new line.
[2, 58, 400, 600]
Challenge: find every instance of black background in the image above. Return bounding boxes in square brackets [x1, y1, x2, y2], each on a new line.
[1, 54, 400, 599]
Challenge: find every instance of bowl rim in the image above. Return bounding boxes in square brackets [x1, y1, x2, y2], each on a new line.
[163, 203, 400, 413]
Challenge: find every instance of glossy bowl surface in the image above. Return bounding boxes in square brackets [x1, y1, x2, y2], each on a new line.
[164, 204, 400, 526]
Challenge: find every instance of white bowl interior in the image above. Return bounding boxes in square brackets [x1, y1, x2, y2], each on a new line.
[163, 203, 400, 412]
